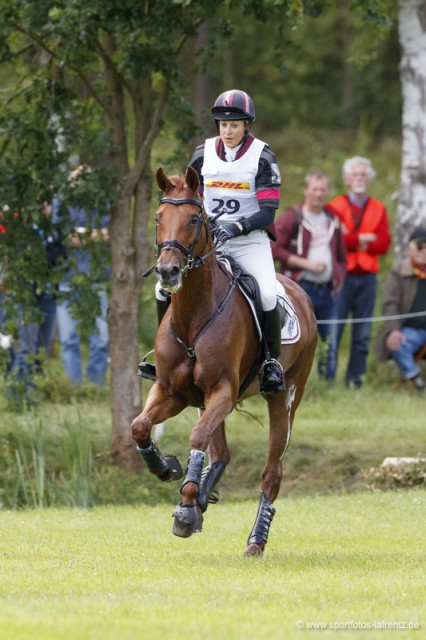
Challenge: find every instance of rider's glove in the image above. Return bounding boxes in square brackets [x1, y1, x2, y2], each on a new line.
[213, 221, 245, 245]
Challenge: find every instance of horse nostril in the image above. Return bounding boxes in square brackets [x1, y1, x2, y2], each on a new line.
[170, 266, 180, 277]
[155, 263, 180, 282]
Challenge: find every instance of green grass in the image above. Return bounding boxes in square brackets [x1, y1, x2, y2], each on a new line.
[1, 358, 425, 508]
[0, 492, 424, 640]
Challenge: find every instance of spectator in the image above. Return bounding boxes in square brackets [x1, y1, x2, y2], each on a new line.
[12, 209, 65, 394]
[0, 206, 64, 406]
[374, 227, 426, 391]
[272, 170, 346, 379]
[52, 165, 110, 386]
[328, 156, 392, 388]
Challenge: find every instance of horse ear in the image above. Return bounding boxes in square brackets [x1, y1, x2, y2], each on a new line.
[156, 167, 174, 194]
[185, 166, 200, 193]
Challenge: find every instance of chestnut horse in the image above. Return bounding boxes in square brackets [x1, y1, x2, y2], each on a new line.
[131, 166, 317, 556]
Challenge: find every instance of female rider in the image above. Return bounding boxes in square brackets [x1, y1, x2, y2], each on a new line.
[154, 89, 285, 392]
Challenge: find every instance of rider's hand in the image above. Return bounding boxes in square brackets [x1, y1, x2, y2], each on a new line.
[213, 221, 245, 244]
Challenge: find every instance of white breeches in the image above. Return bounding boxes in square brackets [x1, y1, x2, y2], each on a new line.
[222, 231, 277, 311]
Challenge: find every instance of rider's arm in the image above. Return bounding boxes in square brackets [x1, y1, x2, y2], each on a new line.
[238, 206, 275, 234]
[238, 146, 280, 234]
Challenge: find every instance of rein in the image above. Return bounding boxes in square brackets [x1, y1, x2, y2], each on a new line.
[169, 263, 238, 360]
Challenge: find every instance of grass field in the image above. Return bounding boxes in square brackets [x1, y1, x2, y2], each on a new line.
[1, 362, 425, 508]
[1, 333, 425, 638]
[0, 492, 424, 640]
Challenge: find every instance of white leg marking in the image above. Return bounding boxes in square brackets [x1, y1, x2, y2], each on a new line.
[283, 383, 297, 454]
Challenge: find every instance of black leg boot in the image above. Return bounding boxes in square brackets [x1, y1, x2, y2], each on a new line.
[156, 294, 170, 326]
[259, 304, 285, 392]
[138, 295, 170, 380]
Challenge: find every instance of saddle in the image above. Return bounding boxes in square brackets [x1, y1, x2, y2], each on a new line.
[138, 258, 299, 388]
[217, 256, 286, 333]
[217, 255, 264, 327]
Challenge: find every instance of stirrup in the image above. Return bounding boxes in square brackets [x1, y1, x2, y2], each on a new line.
[259, 358, 285, 392]
[138, 349, 156, 381]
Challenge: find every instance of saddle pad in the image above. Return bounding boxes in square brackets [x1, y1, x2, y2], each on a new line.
[237, 277, 300, 344]
[218, 257, 301, 345]
[276, 282, 301, 345]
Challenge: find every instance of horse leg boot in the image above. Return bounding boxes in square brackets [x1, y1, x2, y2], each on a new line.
[198, 460, 226, 513]
[173, 450, 205, 538]
[244, 491, 276, 556]
[137, 440, 183, 482]
[259, 304, 285, 392]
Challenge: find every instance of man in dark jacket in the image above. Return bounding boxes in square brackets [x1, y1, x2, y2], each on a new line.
[272, 170, 346, 379]
[374, 226, 426, 391]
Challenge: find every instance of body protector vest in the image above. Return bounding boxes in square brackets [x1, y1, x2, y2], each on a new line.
[201, 137, 265, 224]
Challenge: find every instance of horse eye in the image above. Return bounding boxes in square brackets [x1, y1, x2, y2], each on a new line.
[190, 214, 199, 225]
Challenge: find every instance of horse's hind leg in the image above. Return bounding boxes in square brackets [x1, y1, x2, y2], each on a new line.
[244, 379, 304, 557]
[198, 421, 230, 513]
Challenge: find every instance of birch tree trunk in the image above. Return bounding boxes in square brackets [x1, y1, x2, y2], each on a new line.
[396, 0, 426, 260]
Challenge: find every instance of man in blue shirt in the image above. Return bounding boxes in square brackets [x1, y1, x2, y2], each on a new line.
[52, 165, 110, 386]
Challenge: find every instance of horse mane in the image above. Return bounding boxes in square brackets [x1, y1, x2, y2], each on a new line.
[163, 174, 198, 198]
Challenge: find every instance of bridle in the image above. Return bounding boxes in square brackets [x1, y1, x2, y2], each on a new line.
[144, 196, 215, 278]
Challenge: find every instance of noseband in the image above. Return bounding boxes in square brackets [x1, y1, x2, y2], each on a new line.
[154, 196, 213, 276]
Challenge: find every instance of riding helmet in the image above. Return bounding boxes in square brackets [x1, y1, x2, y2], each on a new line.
[211, 89, 256, 123]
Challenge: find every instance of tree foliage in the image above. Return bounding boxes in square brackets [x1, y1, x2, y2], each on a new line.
[0, 0, 397, 467]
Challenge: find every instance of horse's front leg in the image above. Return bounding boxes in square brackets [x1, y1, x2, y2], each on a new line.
[131, 383, 186, 482]
[173, 384, 235, 537]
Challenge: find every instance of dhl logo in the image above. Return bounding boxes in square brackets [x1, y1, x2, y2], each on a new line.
[205, 180, 250, 190]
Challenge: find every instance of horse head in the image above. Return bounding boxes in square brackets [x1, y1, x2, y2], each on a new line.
[154, 166, 210, 292]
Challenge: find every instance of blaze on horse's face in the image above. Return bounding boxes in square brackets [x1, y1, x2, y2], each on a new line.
[154, 167, 201, 293]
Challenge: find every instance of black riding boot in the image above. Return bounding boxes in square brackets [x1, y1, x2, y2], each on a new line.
[156, 296, 170, 326]
[138, 295, 170, 381]
[259, 304, 285, 392]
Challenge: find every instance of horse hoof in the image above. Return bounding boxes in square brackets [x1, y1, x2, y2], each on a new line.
[244, 543, 265, 557]
[158, 455, 184, 482]
[172, 503, 203, 538]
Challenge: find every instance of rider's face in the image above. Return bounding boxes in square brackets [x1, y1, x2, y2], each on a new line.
[219, 120, 246, 148]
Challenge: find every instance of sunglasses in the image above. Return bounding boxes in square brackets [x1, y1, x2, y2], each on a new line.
[415, 242, 426, 250]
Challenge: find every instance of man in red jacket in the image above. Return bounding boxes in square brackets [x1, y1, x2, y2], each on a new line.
[272, 170, 346, 380]
[328, 156, 392, 388]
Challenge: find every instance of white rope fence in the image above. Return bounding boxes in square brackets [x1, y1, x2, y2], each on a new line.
[316, 311, 426, 325]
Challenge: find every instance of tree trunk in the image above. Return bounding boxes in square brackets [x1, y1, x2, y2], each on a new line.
[109, 192, 143, 472]
[396, 0, 426, 261]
